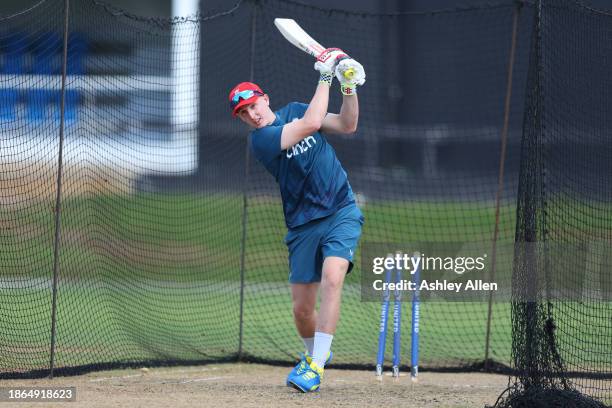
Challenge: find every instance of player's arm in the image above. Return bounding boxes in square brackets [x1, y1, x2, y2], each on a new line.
[320, 94, 358, 135]
[280, 48, 349, 150]
[321, 58, 365, 135]
[280, 82, 330, 150]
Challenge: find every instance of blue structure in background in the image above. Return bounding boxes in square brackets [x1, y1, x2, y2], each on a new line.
[0, 89, 18, 120]
[67, 32, 87, 75]
[32, 32, 60, 74]
[0, 31, 86, 125]
[27, 89, 51, 122]
[0, 32, 27, 121]
[4, 32, 27, 74]
[56, 89, 80, 123]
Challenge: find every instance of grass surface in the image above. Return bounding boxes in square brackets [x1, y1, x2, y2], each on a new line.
[1, 193, 609, 385]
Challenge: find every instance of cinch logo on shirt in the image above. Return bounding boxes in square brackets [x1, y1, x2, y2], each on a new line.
[286, 135, 317, 159]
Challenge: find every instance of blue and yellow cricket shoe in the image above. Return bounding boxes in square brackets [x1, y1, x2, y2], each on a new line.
[286, 353, 308, 386]
[289, 361, 324, 393]
[286, 351, 332, 387]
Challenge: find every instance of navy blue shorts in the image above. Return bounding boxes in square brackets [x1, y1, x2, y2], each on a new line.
[284, 204, 364, 284]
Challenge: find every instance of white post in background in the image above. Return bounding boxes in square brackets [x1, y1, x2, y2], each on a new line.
[172, 0, 199, 171]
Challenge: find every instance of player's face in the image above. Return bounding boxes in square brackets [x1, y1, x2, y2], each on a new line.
[236, 96, 272, 129]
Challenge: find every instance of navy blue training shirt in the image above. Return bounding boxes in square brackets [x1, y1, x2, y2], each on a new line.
[249, 102, 355, 229]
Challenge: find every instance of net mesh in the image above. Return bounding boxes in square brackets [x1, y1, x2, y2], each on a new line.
[0, 0, 609, 405]
[492, 0, 612, 406]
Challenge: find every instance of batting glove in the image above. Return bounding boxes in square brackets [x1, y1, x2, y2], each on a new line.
[335, 58, 366, 92]
[314, 48, 349, 75]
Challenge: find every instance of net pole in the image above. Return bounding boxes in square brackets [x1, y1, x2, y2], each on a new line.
[49, 0, 71, 379]
[484, 0, 522, 371]
[237, 0, 258, 360]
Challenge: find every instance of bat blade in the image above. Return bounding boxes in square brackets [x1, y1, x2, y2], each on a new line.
[274, 18, 326, 58]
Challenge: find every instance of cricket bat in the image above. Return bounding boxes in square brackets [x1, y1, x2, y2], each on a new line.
[273, 18, 355, 80]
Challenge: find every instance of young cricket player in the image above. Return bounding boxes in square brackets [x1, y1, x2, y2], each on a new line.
[229, 49, 365, 393]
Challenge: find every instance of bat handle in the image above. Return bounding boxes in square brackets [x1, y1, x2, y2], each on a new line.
[343, 68, 355, 80]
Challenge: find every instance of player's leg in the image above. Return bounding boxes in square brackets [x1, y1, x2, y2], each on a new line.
[312, 204, 363, 369]
[316, 256, 349, 334]
[285, 283, 318, 387]
[287, 257, 340, 392]
[287, 282, 334, 390]
[310, 256, 348, 369]
[290, 204, 363, 392]
[291, 282, 319, 354]
[285, 223, 325, 389]
[289, 258, 345, 393]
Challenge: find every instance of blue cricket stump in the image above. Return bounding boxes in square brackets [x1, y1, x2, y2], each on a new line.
[375, 265, 392, 378]
[391, 266, 402, 378]
[410, 254, 421, 382]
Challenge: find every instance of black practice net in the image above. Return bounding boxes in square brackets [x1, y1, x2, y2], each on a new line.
[0, 0, 609, 405]
[492, 0, 612, 406]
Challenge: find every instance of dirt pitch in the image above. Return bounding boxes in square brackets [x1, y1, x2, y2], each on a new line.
[0, 363, 509, 408]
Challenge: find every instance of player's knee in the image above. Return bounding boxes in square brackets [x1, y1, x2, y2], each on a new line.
[322, 269, 346, 291]
[322, 258, 349, 286]
[293, 304, 315, 322]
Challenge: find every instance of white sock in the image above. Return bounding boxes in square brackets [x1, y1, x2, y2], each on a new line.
[302, 337, 314, 355]
[312, 331, 333, 368]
